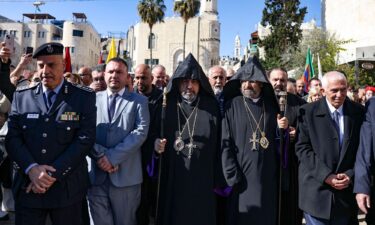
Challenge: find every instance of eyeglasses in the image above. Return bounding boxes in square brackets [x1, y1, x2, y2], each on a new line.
[78, 73, 91, 77]
[94, 77, 105, 82]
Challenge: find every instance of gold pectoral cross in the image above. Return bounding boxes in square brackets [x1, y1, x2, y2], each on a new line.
[249, 132, 259, 151]
[186, 141, 197, 159]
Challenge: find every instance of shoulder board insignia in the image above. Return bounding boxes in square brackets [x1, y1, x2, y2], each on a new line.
[16, 84, 36, 92]
[71, 83, 94, 93]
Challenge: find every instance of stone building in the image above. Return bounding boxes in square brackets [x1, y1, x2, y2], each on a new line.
[322, 0, 375, 66]
[126, 0, 220, 75]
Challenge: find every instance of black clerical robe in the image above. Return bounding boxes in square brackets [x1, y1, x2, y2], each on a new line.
[222, 96, 279, 225]
[158, 95, 220, 225]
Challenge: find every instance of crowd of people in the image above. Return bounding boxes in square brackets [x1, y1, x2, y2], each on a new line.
[0, 41, 374, 225]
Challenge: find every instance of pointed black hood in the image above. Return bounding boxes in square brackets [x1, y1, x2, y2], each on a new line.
[223, 56, 279, 110]
[166, 53, 214, 98]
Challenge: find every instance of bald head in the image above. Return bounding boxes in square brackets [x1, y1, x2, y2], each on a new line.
[78, 66, 93, 86]
[134, 64, 153, 95]
[208, 66, 227, 95]
[152, 65, 166, 89]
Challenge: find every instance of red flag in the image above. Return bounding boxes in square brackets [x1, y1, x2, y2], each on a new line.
[64, 47, 72, 73]
[98, 51, 104, 64]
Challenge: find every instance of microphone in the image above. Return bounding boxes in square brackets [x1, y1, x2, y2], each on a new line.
[277, 91, 287, 117]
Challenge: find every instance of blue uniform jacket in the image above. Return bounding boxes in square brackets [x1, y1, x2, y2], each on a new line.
[5, 81, 96, 208]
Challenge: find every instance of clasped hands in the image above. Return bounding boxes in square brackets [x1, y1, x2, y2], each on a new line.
[27, 165, 56, 194]
[97, 155, 118, 173]
[325, 173, 351, 190]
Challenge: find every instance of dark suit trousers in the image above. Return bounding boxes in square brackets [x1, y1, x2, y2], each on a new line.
[15, 201, 83, 225]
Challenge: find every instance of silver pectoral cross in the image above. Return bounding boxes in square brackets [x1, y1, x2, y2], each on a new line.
[249, 132, 259, 151]
[186, 140, 197, 159]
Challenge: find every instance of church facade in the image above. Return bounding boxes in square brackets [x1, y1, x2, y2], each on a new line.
[126, 0, 220, 75]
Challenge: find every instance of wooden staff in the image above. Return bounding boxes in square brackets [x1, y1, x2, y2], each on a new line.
[155, 87, 167, 225]
[277, 91, 287, 225]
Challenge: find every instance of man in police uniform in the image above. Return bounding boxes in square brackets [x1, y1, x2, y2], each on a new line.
[5, 42, 96, 225]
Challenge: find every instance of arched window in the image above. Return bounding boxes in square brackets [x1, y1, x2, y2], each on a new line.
[148, 33, 156, 49]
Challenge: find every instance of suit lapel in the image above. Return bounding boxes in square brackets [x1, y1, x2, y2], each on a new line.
[316, 98, 340, 160]
[338, 100, 354, 165]
[48, 82, 70, 115]
[98, 91, 110, 123]
[111, 91, 129, 123]
[33, 84, 48, 113]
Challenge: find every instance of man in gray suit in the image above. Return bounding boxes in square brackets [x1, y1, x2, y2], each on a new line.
[88, 57, 150, 225]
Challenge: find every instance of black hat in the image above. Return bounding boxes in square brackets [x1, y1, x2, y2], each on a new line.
[32, 42, 64, 58]
[223, 56, 279, 110]
[166, 53, 214, 98]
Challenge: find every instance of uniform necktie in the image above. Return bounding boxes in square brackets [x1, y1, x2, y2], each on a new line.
[108, 93, 118, 121]
[47, 91, 55, 110]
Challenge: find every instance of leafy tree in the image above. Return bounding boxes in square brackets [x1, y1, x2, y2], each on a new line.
[137, 0, 166, 67]
[259, 0, 307, 69]
[173, 0, 200, 59]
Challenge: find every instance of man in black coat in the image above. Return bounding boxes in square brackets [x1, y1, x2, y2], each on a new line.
[354, 97, 375, 224]
[296, 71, 364, 225]
[5, 42, 96, 225]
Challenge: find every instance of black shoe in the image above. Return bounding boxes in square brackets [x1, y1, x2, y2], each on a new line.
[0, 214, 9, 221]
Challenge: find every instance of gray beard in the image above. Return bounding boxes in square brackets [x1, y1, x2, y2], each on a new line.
[181, 92, 197, 104]
[213, 87, 223, 96]
[242, 89, 259, 99]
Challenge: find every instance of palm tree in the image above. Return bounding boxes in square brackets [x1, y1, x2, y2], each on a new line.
[173, 0, 200, 59]
[137, 0, 166, 67]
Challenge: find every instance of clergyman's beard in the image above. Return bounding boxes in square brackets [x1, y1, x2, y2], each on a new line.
[242, 89, 259, 99]
[181, 91, 197, 104]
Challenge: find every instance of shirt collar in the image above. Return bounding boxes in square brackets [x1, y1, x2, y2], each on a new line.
[106, 87, 126, 97]
[42, 79, 64, 95]
[325, 98, 344, 115]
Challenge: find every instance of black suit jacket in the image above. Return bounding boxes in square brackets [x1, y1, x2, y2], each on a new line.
[5, 81, 96, 208]
[295, 97, 364, 219]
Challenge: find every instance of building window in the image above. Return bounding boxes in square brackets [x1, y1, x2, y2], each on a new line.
[133, 37, 136, 50]
[71, 47, 75, 54]
[73, 29, 83, 37]
[145, 58, 159, 66]
[9, 30, 17, 37]
[0, 30, 6, 37]
[148, 33, 156, 49]
[38, 31, 45, 38]
[24, 31, 31, 38]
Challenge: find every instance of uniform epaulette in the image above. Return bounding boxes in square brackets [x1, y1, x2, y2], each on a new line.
[71, 83, 94, 93]
[16, 83, 38, 92]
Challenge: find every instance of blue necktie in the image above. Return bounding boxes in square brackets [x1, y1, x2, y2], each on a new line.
[108, 93, 118, 121]
[333, 110, 341, 147]
[47, 91, 55, 110]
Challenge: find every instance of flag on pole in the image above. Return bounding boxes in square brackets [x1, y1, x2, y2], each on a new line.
[98, 51, 104, 64]
[317, 53, 323, 80]
[303, 48, 315, 92]
[64, 47, 72, 73]
[106, 38, 117, 63]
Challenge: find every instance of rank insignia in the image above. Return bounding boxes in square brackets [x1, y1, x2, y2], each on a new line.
[60, 112, 80, 121]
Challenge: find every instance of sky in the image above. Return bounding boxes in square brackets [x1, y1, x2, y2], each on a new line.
[0, 0, 321, 57]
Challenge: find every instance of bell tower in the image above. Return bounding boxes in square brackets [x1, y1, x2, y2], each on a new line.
[200, 0, 218, 16]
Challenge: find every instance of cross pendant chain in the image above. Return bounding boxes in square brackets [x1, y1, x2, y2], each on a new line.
[186, 139, 197, 159]
[249, 132, 259, 151]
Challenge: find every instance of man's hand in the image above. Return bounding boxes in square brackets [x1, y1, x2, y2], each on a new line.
[27, 165, 56, 193]
[0, 42, 11, 63]
[289, 126, 296, 142]
[277, 114, 289, 129]
[97, 155, 115, 172]
[154, 138, 167, 154]
[325, 173, 350, 190]
[18, 53, 32, 68]
[356, 193, 371, 214]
